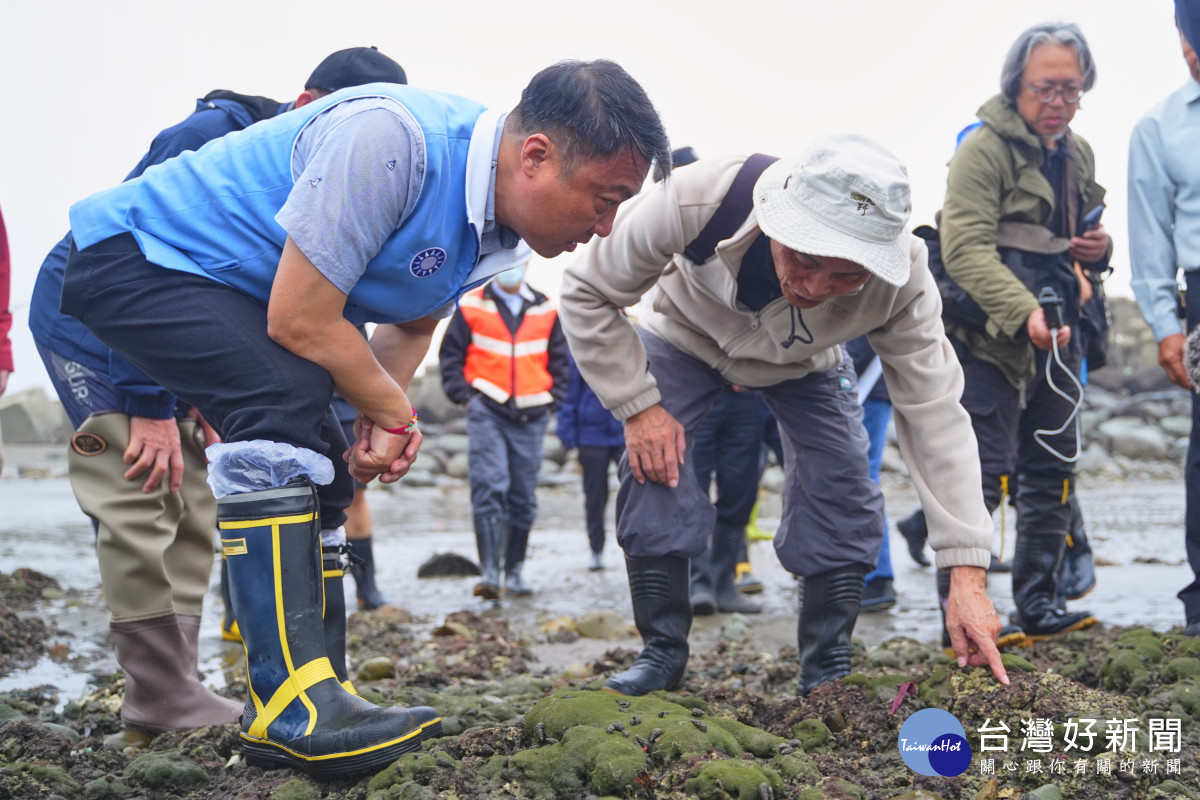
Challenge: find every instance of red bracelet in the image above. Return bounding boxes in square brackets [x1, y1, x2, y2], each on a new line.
[381, 409, 419, 435]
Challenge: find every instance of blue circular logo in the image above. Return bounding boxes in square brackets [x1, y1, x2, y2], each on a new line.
[897, 708, 972, 776]
[410, 247, 447, 278]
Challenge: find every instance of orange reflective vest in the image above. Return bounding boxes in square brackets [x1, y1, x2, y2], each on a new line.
[460, 287, 557, 408]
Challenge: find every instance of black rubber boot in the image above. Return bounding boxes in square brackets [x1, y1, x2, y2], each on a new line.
[218, 480, 442, 777]
[346, 537, 391, 610]
[1012, 484, 1097, 641]
[604, 556, 692, 695]
[473, 513, 506, 600]
[797, 564, 866, 695]
[896, 510, 931, 567]
[219, 555, 242, 643]
[689, 543, 718, 616]
[1011, 532, 1097, 640]
[691, 522, 761, 614]
[321, 543, 352, 689]
[504, 526, 533, 597]
[1057, 496, 1096, 601]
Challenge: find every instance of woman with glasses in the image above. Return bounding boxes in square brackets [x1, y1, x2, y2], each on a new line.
[935, 21, 1112, 642]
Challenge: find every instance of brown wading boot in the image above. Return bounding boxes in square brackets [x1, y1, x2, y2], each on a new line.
[604, 556, 692, 695]
[110, 613, 243, 732]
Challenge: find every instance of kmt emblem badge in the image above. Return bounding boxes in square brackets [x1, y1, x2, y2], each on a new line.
[410, 248, 447, 278]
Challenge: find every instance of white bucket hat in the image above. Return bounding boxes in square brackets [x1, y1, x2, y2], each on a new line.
[753, 134, 913, 287]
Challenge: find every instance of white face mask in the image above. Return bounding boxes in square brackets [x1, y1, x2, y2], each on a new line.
[495, 265, 527, 291]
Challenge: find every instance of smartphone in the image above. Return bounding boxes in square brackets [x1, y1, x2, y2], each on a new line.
[1079, 204, 1104, 233]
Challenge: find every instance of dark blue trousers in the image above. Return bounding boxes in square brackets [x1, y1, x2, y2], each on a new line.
[60, 234, 353, 528]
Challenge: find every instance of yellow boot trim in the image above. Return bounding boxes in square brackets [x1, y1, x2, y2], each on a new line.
[997, 475, 1009, 564]
[322, 568, 344, 579]
[240, 714, 443, 763]
[246, 657, 338, 740]
[219, 512, 316, 531]
[221, 619, 243, 643]
[231, 514, 329, 741]
[735, 562, 752, 579]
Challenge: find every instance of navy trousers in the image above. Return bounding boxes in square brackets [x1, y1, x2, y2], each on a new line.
[615, 332, 883, 577]
[60, 234, 353, 528]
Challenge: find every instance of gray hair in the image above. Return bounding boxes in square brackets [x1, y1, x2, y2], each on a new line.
[508, 60, 672, 182]
[999, 22, 1097, 104]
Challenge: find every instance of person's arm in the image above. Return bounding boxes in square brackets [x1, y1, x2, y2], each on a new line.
[561, 162, 728, 487]
[1128, 116, 1189, 387]
[940, 134, 1042, 339]
[867, 242, 1007, 686]
[267, 237, 419, 483]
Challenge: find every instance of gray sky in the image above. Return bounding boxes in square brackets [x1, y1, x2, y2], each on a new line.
[0, 0, 1192, 395]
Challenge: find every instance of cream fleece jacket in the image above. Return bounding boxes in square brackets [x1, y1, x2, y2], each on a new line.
[559, 154, 993, 570]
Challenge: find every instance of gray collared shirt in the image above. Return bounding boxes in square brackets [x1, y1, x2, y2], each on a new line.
[481, 112, 521, 256]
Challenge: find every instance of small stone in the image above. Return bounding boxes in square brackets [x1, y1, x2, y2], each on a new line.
[416, 552, 481, 578]
[356, 656, 397, 681]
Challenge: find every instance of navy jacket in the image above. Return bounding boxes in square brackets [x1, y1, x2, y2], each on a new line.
[28, 92, 287, 418]
[556, 356, 625, 450]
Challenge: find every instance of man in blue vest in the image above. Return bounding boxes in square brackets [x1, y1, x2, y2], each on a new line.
[59, 59, 669, 776]
[28, 47, 408, 745]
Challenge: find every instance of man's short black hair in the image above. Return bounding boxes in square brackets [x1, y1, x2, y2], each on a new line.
[509, 59, 671, 181]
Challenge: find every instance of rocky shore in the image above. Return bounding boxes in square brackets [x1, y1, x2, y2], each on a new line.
[2, 567, 1199, 799]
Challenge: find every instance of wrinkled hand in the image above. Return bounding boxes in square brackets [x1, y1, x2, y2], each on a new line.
[1069, 225, 1108, 265]
[1026, 307, 1071, 351]
[125, 416, 184, 493]
[624, 404, 686, 487]
[345, 414, 422, 484]
[944, 565, 1009, 686]
[183, 407, 222, 450]
[1158, 333, 1191, 390]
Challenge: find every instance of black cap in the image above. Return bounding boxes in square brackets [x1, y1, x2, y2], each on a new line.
[305, 46, 407, 92]
[671, 147, 700, 168]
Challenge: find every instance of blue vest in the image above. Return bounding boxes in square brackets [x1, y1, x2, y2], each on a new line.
[70, 84, 495, 325]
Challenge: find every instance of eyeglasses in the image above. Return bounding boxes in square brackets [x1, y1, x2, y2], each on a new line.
[1021, 81, 1084, 104]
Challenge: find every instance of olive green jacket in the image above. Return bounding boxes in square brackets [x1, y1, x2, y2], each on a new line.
[940, 94, 1109, 386]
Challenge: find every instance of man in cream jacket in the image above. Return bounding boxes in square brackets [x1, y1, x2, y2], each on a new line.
[560, 134, 1008, 695]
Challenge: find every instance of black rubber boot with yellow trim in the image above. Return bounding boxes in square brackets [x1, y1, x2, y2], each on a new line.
[219, 556, 242, 643]
[321, 542, 352, 690]
[219, 480, 441, 777]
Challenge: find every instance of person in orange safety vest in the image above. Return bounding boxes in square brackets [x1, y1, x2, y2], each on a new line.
[439, 263, 570, 598]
